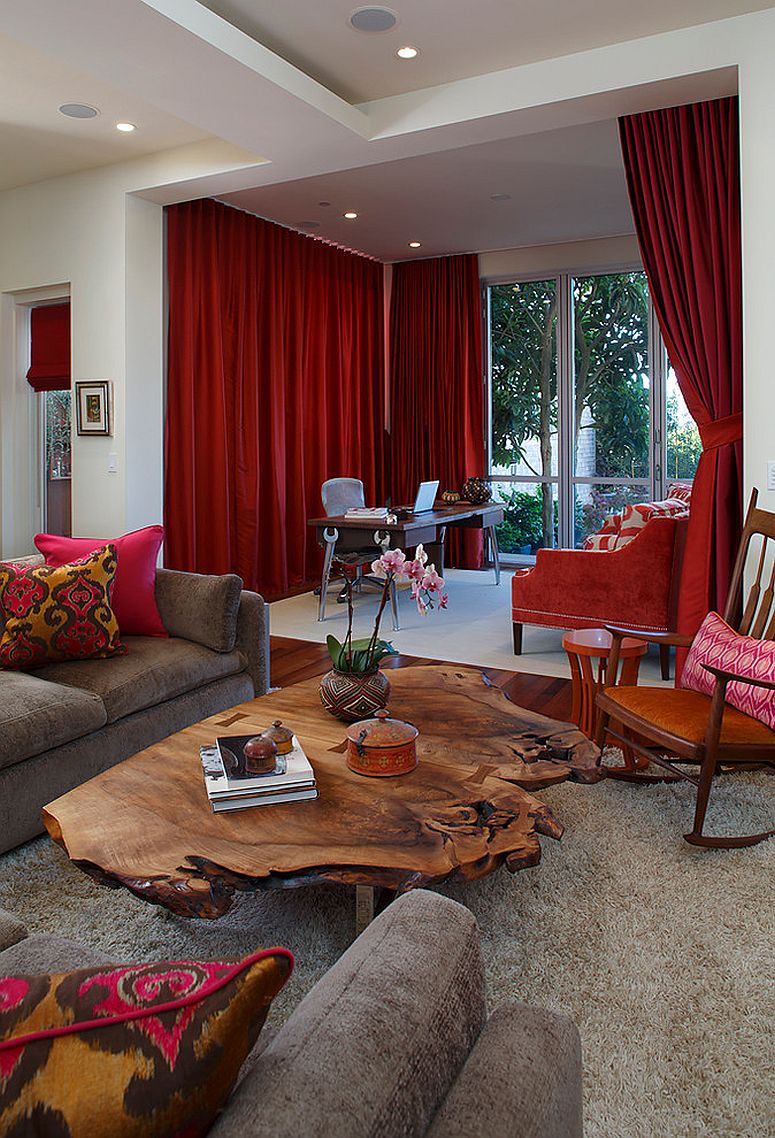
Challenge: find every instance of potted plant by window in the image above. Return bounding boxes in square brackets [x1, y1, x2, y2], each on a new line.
[319, 545, 448, 722]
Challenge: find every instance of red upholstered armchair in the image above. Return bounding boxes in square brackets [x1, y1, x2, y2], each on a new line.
[511, 515, 688, 679]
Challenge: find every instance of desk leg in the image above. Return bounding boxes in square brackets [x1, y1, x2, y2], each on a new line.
[486, 525, 501, 584]
[317, 528, 338, 622]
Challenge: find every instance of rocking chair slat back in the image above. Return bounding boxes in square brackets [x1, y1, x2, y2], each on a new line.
[723, 489, 775, 641]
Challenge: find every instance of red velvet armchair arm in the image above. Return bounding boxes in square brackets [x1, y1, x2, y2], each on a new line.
[511, 517, 686, 647]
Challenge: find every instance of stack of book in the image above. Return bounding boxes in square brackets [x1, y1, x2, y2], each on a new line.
[200, 733, 317, 812]
[344, 506, 388, 520]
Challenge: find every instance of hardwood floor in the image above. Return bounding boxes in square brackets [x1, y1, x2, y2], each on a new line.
[269, 636, 574, 720]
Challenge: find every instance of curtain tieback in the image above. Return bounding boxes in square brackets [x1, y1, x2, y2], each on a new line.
[699, 412, 742, 450]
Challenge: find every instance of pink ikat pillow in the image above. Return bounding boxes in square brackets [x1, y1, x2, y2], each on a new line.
[681, 611, 775, 731]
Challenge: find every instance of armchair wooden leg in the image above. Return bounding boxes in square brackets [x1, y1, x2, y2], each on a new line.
[659, 644, 671, 681]
[512, 622, 523, 654]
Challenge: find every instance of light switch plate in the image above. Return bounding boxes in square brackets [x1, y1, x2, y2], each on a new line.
[768, 461, 775, 492]
[107, 452, 118, 474]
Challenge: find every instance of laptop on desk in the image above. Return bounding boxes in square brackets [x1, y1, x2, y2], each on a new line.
[394, 480, 439, 515]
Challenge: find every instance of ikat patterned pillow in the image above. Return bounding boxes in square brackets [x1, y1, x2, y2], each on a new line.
[614, 499, 688, 549]
[681, 611, 775, 731]
[0, 545, 125, 669]
[0, 948, 293, 1137]
[582, 513, 621, 551]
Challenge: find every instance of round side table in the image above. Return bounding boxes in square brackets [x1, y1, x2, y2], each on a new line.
[562, 628, 647, 744]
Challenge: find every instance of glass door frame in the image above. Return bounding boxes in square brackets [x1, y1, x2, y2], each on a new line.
[484, 266, 672, 555]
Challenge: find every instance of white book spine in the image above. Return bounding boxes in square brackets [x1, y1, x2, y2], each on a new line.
[210, 788, 319, 812]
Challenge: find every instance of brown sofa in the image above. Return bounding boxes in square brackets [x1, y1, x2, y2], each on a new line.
[0, 563, 269, 853]
[0, 889, 583, 1137]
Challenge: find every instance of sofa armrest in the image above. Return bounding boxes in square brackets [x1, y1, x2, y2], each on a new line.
[426, 1003, 583, 1138]
[236, 589, 270, 696]
[210, 890, 487, 1138]
[0, 909, 27, 952]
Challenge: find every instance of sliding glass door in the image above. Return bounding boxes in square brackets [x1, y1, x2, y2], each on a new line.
[487, 269, 699, 559]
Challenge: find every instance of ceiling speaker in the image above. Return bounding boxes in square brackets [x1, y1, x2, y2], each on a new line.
[349, 7, 397, 32]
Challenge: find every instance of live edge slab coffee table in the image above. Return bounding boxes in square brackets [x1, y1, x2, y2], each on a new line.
[43, 666, 601, 930]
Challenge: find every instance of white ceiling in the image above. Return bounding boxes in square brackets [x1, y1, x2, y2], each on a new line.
[200, 0, 771, 102]
[0, 33, 207, 192]
[221, 119, 633, 261]
[0, 0, 762, 255]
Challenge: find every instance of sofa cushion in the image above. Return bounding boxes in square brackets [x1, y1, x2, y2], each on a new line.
[0, 671, 107, 770]
[155, 569, 242, 653]
[36, 526, 168, 638]
[0, 948, 293, 1138]
[426, 1004, 583, 1138]
[0, 546, 125, 669]
[34, 637, 246, 724]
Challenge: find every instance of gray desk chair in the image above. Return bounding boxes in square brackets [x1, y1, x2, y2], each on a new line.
[318, 478, 399, 628]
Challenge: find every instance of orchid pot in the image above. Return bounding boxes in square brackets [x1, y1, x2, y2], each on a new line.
[318, 544, 448, 723]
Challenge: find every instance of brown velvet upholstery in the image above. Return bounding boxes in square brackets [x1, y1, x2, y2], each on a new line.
[0, 893, 583, 1138]
[426, 1004, 583, 1138]
[0, 670, 106, 769]
[603, 686, 775, 745]
[155, 568, 242, 652]
[0, 911, 27, 952]
[35, 637, 246, 723]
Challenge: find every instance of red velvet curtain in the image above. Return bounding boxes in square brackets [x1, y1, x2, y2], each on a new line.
[619, 98, 743, 663]
[389, 254, 484, 569]
[27, 303, 70, 392]
[165, 199, 386, 598]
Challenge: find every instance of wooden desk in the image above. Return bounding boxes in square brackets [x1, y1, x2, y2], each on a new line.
[308, 502, 504, 625]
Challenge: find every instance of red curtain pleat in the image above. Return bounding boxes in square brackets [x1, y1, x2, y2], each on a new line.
[618, 97, 743, 673]
[164, 199, 386, 598]
[27, 303, 71, 392]
[389, 254, 484, 569]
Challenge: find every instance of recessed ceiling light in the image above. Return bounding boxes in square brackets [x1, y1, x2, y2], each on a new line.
[116, 122, 137, 133]
[408, 241, 421, 248]
[396, 45, 419, 59]
[349, 6, 397, 32]
[343, 211, 358, 220]
[490, 192, 511, 202]
[318, 201, 331, 207]
[58, 103, 99, 119]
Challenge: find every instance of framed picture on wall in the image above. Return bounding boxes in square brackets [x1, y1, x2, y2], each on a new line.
[75, 380, 112, 436]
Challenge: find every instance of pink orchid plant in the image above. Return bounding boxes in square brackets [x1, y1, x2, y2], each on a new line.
[327, 544, 448, 675]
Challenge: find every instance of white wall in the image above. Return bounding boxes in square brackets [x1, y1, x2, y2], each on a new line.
[0, 142, 265, 556]
[738, 36, 775, 516]
[479, 235, 641, 281]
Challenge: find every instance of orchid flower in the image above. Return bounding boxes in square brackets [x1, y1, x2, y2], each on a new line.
[328, 544, 448, 673]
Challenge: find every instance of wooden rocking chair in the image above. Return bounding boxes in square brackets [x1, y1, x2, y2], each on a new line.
[595, 489, 775, 849]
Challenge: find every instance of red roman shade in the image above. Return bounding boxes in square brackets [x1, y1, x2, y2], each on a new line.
[26, 303, 71, 393]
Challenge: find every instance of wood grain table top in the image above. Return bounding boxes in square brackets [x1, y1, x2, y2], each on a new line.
[43, 665, 601, 918]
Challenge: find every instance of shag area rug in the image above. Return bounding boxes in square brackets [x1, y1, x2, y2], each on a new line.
[1, 767, 772, 1138]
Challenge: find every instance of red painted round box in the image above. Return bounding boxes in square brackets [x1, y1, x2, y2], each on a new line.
[345, 709, 419, 777]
